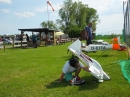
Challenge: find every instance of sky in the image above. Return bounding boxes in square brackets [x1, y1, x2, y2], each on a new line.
[0, 0, 127, 36]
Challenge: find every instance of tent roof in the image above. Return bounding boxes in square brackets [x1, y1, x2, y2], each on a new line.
[18, 28, 59, 32]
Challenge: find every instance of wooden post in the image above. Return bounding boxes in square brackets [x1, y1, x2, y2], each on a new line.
[21, 31, 24, 48]
[53, 31, 55, 45]
[21, 31, 22, 48]
[3, 41, 5, 51]
[12, 40, 14, 49]
[39, 32, 41, 46]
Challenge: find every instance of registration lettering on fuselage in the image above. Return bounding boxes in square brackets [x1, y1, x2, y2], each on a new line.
[91, 46, 106, 50]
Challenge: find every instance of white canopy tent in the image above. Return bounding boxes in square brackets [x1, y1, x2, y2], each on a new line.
[55, 32, 64, 36]
[54, 32, 64, 39]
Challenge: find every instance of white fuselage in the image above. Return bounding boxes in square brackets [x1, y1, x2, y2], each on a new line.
[81, 44, 113, 52]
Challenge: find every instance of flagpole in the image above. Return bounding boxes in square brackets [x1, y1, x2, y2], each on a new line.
[47, 2, 49, 28]
[47, 1, 54, 28]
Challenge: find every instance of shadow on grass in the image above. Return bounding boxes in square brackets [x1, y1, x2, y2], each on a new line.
[45, 75, 99, 91]
[102, 55, 109, 57]
[78, 75, 99, 91]
[45, 79, 70, 89]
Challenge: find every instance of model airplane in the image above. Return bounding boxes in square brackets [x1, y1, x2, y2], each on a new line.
[81, 36, 126, 52]
[68, 39, 110, 82]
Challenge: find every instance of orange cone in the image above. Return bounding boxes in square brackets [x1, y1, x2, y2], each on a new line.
[112, 38, 120, 50]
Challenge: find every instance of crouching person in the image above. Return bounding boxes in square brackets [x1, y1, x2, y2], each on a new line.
[56, 57, 90, 85]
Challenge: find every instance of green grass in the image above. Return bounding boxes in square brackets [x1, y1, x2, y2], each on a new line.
[0, 41, 129, 97]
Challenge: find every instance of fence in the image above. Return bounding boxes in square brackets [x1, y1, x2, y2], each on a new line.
[124, 0, 130, 59]
[0, 42, 3, 49]
[0, 41, 27, 51]
[124, 0, 130, 47]
[13, 41, 27, 48]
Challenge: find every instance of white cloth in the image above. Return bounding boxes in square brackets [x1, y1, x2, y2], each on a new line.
[23, 35, 27, 41]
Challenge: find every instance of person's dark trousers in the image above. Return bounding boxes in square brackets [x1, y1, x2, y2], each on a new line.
[87, 38, 92, 45]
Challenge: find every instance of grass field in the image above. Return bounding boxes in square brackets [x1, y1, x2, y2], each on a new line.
[0, 41, 130, 97]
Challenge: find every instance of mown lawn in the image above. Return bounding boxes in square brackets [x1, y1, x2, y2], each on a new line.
[0, 41, 129, 97]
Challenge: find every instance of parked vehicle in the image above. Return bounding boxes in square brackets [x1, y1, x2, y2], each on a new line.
[2, 39, 12, 44]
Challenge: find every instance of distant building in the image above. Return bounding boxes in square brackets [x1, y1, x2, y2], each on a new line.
[80, 30, 96, 40]
[80, 30, 85, 40]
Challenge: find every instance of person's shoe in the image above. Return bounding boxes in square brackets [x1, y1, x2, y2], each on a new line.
[70, 77, 85, 85]
[73, 76, 81, 81]
[76, 76, 81, 81]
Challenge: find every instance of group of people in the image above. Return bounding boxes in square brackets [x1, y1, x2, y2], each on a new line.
[14, 34, 29, 42]
[14, 33, 37, 48]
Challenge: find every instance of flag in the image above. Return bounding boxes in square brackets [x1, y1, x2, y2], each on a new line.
[47, 1, 54, 11]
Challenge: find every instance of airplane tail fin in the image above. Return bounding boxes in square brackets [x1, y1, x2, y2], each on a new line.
[68, 39, 81, 53]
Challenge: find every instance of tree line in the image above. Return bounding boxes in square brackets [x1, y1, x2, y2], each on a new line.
[41, 0, 99, 38]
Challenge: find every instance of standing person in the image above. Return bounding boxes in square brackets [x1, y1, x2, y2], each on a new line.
[85, 22, 93, 45]
[26, 34, 29, 42]
[45, 34, 49, 46]
[22, 34, 27, 41]
[55, 57, 90, 85]
[32, 33, 37, 48]
[26, 34, 29, 46]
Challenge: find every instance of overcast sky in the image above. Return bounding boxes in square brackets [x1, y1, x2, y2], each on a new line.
[0, 0, 127, 35]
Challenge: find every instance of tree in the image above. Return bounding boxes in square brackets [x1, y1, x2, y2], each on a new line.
[56, 0, 100, 38]
[40, 21, 58, 29]
[85, 7, 100, 30]
[57, 0, 73, 34]
[72, 1, 87, 28]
